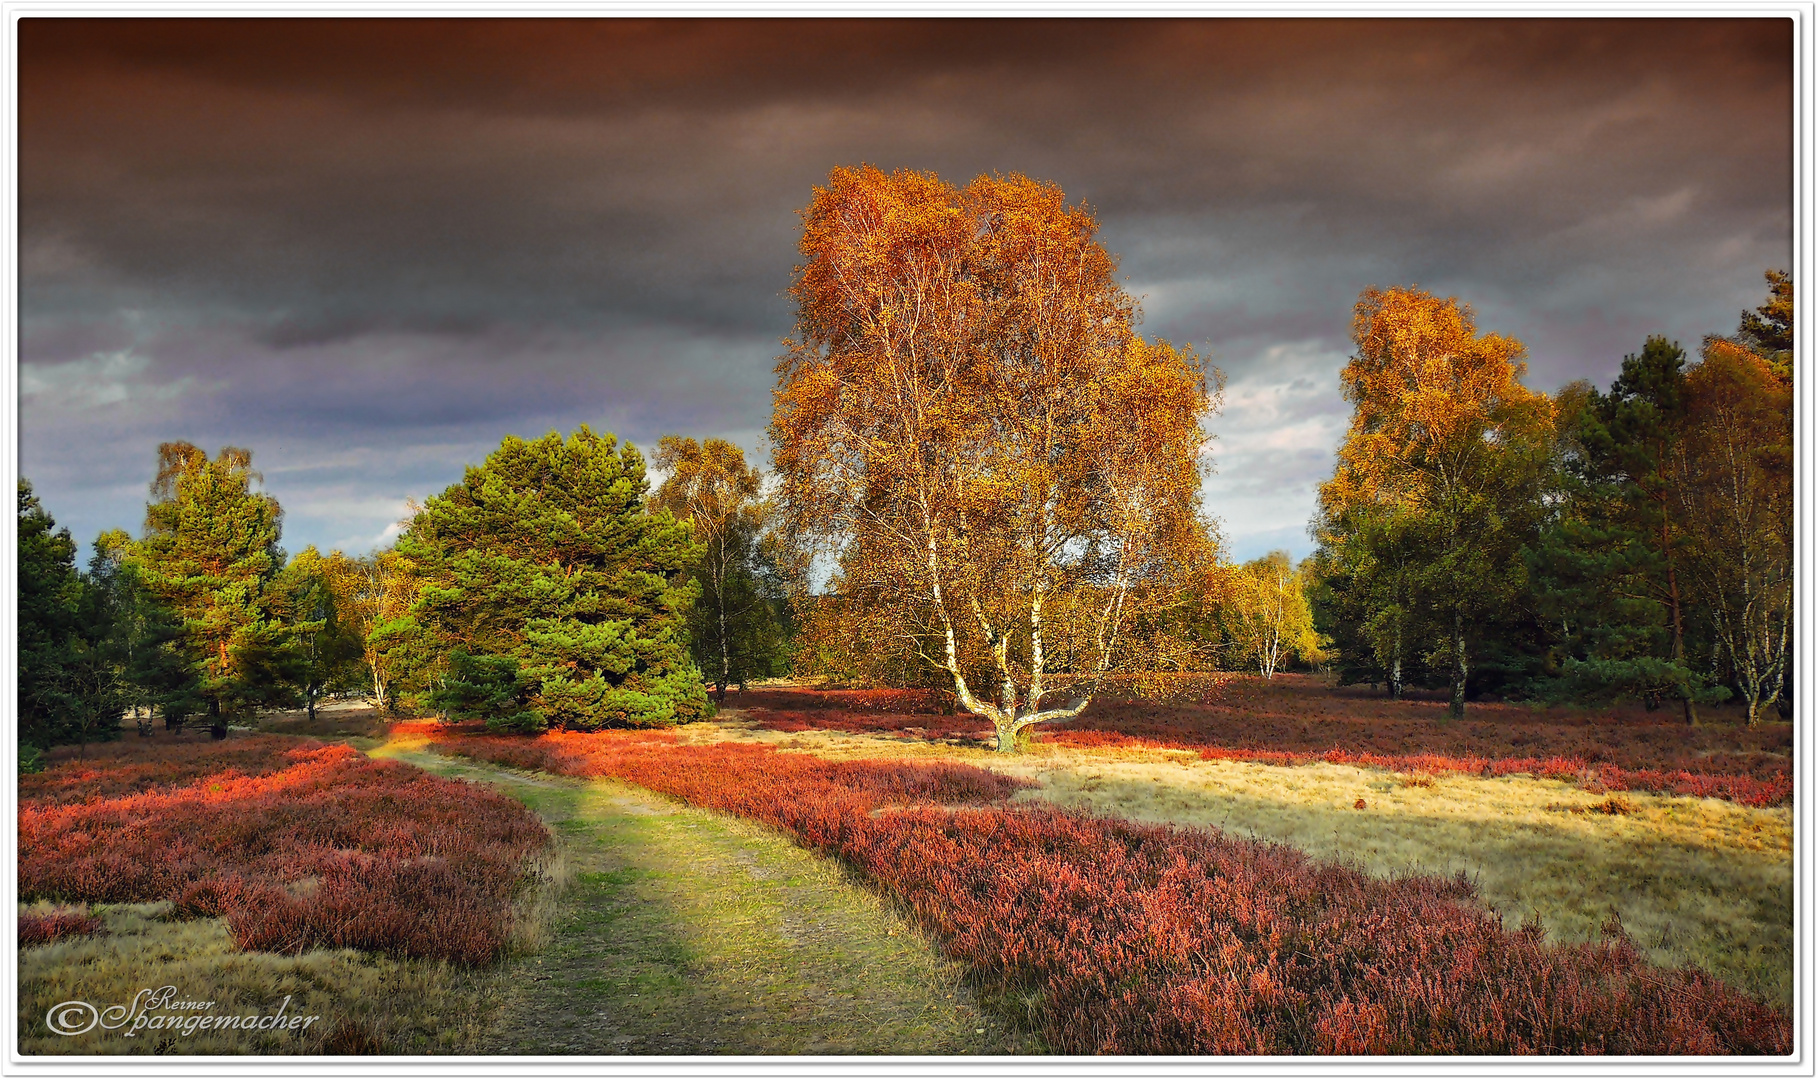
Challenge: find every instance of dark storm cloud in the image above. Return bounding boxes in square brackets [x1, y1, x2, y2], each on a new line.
[18, 18, 1792, 560]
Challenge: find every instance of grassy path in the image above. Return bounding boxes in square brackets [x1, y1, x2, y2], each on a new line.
[376, 743, 1035, 1055]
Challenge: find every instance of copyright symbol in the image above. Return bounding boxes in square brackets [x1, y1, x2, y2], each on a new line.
[47, 1000, 98, 1036]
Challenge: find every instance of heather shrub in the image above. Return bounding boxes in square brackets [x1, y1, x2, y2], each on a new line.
[19, 907, 103, 947]
[741, 677, 1793, 807]
[24, 735, 317, 806]
[422, 726, 1789, 1054]
[20, 738, 552, 964]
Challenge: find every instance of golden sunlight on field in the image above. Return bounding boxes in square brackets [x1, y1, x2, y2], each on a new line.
[701, 715, 1792, 1007]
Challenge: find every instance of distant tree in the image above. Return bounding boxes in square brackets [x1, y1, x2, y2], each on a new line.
[133, 443, 299, 737]
[772, 166, 1219, 752]
[1310, 506, 1435, 697]
[319, 545, 420, 712]
[1527, 337, 1716, 720]
[60, 554, 135, 755]
[1316, 287, 1553, 718]
[1722, 270, 1793, 719]
[19, 480, 83, 755]
[401, 427, 711, 732]
[277, 547, 364, 721]
[17, 485, 197, 756]
[89, 531, 202, 735]
[651, 437, 791, 698]
[1225, 551, 1321, 679]
[1675, 339, 1793, 727]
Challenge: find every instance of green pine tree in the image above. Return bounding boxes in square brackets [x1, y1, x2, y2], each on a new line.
[402, 427, 712, 732]
[19, 480, 83, 758]
[133, 443, 299, 737]
[61, 556, 135, 755]
[1737, 269, 1792, 382]
[1528, 338, 1714, 719]
[91, 531, 204, 733]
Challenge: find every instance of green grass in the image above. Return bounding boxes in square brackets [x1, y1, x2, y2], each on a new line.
[376, 744, 1039, 1054]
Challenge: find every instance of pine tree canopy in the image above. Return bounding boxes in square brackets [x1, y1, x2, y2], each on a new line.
[403, 426, 712, 732]
[134, 442, 298, 720]
[18, 480, 83, 749]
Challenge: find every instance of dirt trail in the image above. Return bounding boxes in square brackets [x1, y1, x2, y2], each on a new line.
[377, 745, 1034, 1055]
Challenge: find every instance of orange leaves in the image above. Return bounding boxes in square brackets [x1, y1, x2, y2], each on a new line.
[1328, 287, 1550, 513]
[651, 436, 764, 548]
[1672, 334, 1794, 725]
[1315, 286, 1557, 716]
[774, 167, 1219, 734]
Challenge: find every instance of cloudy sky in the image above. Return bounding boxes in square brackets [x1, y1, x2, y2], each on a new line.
[19, 18, 1793, 563]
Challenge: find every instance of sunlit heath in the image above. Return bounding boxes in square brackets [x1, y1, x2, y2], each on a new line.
[16, 16, 1794, 1060]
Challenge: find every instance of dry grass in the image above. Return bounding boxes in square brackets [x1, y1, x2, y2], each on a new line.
[733, 675, 1794, 806]
[1014, 759, 1793, 1009]
[695, 713, 1793, 1009]
[17, 902, 517, 1055]
[252, 699, 393, 743]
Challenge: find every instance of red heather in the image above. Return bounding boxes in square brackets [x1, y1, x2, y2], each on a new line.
[422, 725, 1790, 1055]
[20, 736, 551, 965]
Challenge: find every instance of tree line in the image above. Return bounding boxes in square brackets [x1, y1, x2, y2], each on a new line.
[16, 429, 797, 762]
[16, 419, 1321, 764]
[761, 167, 1792, 743]
[17, 165, 1792, 761]
[1313, 272, 1792, 726]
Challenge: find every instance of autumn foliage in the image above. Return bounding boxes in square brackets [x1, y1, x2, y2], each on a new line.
[19, 735, 551, 964]
[773, 166, 1219, 751]
[417, 724, 1788, 1054]
[1316, 287, 1554, 718]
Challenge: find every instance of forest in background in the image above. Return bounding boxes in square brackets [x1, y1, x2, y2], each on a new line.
[16, 174, 1794, 761]
[13, 168, 1795, 1058]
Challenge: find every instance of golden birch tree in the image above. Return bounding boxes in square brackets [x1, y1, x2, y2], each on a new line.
[772, 166, 1219, 752]
[1228, 551, 1320, 679]
[1318, 287, 1553, 718]
[1675, 339, 1793, 726]
[321, 546, 418, 709]
[651, 436, 783, 699]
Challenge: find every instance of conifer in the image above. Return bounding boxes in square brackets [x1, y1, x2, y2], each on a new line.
[403, 427, 711, 731]
[134, 443, 298, 735]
